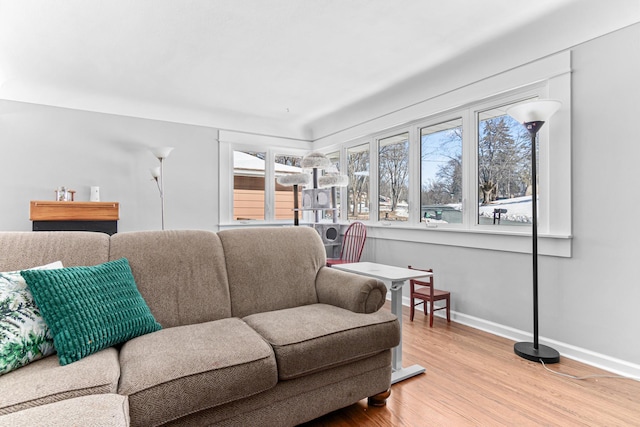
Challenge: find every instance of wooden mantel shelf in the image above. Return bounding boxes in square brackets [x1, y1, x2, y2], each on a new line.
[30, 201, 120, 221]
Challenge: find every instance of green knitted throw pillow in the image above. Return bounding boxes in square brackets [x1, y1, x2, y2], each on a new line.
[21, 258, 161, 366]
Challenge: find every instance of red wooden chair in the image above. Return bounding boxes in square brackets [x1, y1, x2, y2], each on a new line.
[407, 266, 451, 327]
[326, 222, 367, 266]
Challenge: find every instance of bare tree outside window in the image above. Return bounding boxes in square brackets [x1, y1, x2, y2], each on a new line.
[379, 133, 409, 221]
[477, 104, 533, 225]
[274, 155, 301, 167]
[420, 119, 463, 224]
[347, 144, 370, 220]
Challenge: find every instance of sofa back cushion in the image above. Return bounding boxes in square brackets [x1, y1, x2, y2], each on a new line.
[109, 230, 231, 328]
[0, 231, 110, 271]
[217, 226, 326, 318]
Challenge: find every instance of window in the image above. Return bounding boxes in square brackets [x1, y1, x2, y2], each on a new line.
[347, 143, 370, 221]
[378, 132, 410, 222]
[226, 145, 308, 224]
[233, 150, 266, 220]
[274, 154, 303, 220]
[322, 151, 341, 221]
[227, 52, 571, 255]
[420, 118, 463, 224]
[339, 96, 548, 229]
[477, 102, 533, 226]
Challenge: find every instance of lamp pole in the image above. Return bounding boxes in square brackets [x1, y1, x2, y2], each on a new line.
[150, 147, 174, 230]
[159, 156, 166, 230]
[526, 121, 543, 353]
[507, 100, 561, 364]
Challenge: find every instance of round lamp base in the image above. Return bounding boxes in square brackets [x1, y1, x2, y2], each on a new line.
[514, 342, 560, 364]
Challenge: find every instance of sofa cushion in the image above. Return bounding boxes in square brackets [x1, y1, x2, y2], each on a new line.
[21, 258, 162, 366]
[0, 261, 62, 376]
[218, 227, 326, 318]
[0, 394, 129, 427]
[118, 318, 277, 427]
[109, 230, 232, 328]
[167, 351, 393, 426]
[0, 231, 110, 271]
[0, 347, 120, 415]
[243, 303, 400, 380]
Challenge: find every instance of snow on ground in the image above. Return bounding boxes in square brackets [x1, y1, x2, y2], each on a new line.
[478, 196, 533, 223]
[417, 195, 533, 224]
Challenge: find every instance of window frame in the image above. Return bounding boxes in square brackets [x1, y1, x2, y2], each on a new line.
[321, 150, 341, 221]
[377, 129, 411, 224]
[342, 86, 550, 231]
[470, 89, 545, 233]
[220, 52, 572, 256]
[344, 138, 372, 222]
[219, 140, 310, 225]
[417, 112, 467, 229]
[320, 53, 571, 257]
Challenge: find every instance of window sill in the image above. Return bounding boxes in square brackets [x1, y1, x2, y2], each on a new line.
[218, 220, 293, 229]
[218, 221, 572, 257]
[366, 223, 572, 257]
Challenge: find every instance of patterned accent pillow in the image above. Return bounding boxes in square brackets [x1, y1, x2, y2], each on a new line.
[21, 258, 162, 366]
[0, 261, 63, 376]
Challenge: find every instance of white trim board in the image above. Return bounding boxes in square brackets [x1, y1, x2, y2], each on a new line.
[392, 294, 640, 380]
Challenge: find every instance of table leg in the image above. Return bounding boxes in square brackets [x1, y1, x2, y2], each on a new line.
[389, 279, 426, 384]
[389, 280, 404, 371]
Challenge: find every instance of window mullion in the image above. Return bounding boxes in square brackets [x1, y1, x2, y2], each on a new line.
[219, 142, 233, 224]
[537, 124, 550, 234]
[463, 108, 477, 229]
[409, 126, 421, 225]
[340, 145, 347, 221]
[264, 150, 276, 222]
[370, 139, 379, 223]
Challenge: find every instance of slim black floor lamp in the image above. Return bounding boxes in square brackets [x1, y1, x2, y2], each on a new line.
[506, 99, 561, 364]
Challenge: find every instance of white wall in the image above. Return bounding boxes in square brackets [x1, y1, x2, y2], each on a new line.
[0, 102, 219, 232]
[343, 24, 640, 374]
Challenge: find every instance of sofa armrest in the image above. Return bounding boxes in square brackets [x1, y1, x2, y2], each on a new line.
[315, 266, 388, 314]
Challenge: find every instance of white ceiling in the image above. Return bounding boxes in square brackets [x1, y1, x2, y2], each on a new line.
[1, 0, 639, 140]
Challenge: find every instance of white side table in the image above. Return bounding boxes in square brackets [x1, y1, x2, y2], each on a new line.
[332, 261, 432, 384]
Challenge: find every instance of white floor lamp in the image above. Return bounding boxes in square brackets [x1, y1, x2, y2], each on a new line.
[506, 99, 561, 364]
[150, 147, 174, 230]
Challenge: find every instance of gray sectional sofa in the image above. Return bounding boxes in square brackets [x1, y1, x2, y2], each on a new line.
[0, 227, 400, 426]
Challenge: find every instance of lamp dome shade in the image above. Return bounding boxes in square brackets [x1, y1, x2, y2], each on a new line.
[150, 146, 174, 159]
[150, 167, 161, 178]
[507, 99, 561, 124]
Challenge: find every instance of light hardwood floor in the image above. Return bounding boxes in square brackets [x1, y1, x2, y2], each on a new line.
[302, 304, 640, 426]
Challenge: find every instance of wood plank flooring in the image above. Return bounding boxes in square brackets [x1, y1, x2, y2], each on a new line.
[301, 304, 640, 426]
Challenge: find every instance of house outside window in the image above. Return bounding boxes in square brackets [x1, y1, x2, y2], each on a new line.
[233, 150, 266, 220]
[274, 154, 303, 220]
[231, 150, 306, 222]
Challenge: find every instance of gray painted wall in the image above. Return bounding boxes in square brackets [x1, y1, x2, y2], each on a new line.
[0, 102, 218, 231]
[363, 24, 640, 370]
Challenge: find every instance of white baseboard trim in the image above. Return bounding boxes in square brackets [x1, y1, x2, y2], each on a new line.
[395, 295, 640, 380]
